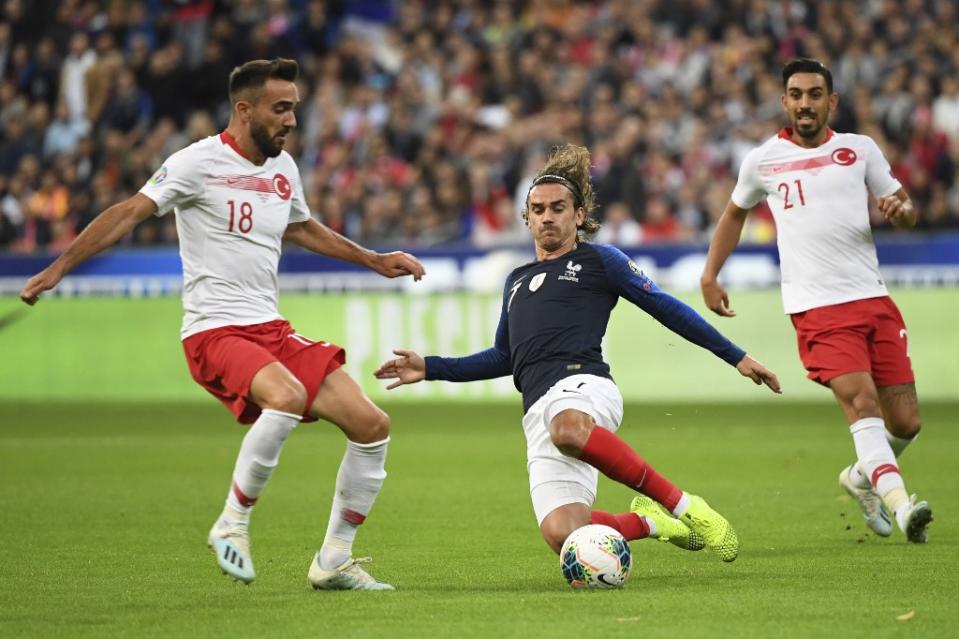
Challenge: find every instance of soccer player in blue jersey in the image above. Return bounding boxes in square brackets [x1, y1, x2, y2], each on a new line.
[374, 144, 781, 562]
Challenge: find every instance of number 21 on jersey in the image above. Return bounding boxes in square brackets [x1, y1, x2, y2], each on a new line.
[778, 179, 806, 209]
[227, 200, 253, 233]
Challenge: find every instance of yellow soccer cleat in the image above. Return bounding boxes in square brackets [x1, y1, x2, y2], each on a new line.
[679, 495, 739, 562]
[630, 494, 705, 551]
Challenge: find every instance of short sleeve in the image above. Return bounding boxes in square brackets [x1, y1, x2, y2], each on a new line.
[139, 148, 202, 217]
[288, 166, 311, 224]
[730, 147, 767, 209]
[862, 136, 902, 198]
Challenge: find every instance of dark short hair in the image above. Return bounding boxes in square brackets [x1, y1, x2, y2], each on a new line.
[228, 58, 299, 104]
[782, 58, 833, 93]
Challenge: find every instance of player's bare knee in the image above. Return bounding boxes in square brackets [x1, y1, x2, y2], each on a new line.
[261, 379, 307, 415]
[888, 415, 921, 439]
[549, 423, 583, 457]
[549, 413, 591, 457]
[352, 406, 391, 444]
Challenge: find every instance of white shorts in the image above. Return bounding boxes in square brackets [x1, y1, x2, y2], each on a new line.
[522, 374, 624, 525]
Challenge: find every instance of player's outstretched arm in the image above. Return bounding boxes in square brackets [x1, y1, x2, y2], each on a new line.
[19, 193, 158, 305]
[373, 349, 426, 390]
[284, 219, 425, 280]
[735, 355, 782, 394]
[700, 201, 750, 317]
[878, 189, 917, 229]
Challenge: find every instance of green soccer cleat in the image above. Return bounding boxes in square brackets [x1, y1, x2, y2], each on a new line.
[679, 495, 740, 562]
[308, 555, 395, 591]
[630, 494, 705, 551]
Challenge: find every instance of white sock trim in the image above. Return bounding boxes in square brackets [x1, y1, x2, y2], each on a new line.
[671, 493, 691, 518]
[849, 416, 884, 434]
[260, 408, 302, 422]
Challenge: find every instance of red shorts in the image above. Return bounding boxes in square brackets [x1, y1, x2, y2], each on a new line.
[182, 319, 345, 424]
[790, 296, 914, 387]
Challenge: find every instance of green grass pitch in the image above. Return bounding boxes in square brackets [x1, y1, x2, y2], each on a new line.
[1, 400, 955, 638]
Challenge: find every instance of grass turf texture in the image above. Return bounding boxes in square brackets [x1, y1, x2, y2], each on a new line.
[1, 401, 955, 638]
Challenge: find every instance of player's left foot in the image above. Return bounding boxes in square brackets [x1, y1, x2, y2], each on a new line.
[208, 518, 255, 584]
[308, 554, 395, 591]
[898, 495, 933, 544]
[630, 495, 705, 551]
[679, 495, 739, 562]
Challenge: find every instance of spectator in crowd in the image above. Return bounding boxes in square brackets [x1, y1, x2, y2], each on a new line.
[2, 0, 959, 254]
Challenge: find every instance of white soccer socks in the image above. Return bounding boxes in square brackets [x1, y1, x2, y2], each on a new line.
[849, 428, 916, 488]
[318, 437, 390, 570]
[849, 417, 910, 519]
[225, 408, 301, 514]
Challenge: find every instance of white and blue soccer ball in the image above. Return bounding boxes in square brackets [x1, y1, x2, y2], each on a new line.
[560, 524, 632, 589]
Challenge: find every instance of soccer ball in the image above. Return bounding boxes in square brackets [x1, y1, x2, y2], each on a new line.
[560, 524, 632, 589]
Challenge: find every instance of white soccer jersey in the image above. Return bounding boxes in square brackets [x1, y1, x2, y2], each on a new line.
[731, 128, 902, 314]
[139, 132, 312, 338]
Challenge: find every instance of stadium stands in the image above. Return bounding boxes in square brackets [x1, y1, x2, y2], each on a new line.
[1, 0, 958, 254]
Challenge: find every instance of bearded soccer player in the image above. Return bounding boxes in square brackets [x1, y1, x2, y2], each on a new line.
[20, 59, 426, 588]
[700, 58, 932, 542]
[374, 144, 781, 563]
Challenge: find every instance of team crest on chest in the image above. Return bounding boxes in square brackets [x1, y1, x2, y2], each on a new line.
[558, 260, 582, 283]
[529, 273, 546, 292]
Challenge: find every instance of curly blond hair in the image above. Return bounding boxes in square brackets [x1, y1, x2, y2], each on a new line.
[522, 144, 600, 239]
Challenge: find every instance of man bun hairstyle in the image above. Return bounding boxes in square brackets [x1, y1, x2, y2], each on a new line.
[229, 58, 299, 105]
[523, 144, 600, 239]
[782, 57, 833, 93]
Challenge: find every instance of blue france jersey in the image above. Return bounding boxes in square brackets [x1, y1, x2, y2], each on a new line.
[425, 243, 746, 412]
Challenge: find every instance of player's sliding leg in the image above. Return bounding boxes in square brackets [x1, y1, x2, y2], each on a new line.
[304, 369, 394, 591]
[551, 413, 738, 562]
[209, 407, 301, 584]
[831, 374, 932, 542]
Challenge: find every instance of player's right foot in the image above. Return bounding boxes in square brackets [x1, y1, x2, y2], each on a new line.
[838, 465, 893, 537]
[679, 495, 739, 562]
[308, 554, 395, 591]
[630, 494, 705, 551]
[898, 495, 933, 544]
[208, 518, 255, 584]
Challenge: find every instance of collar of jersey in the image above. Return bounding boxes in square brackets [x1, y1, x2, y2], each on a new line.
[778, 126, 835, 148]
[219, 130, 261, 165]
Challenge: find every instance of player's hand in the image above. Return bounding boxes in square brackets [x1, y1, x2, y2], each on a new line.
[371, 251, 425, 281]
[877, 195, 915, 228]
[736, 355, 782, 394]
[19, 266, 63, 306]
[373, 348, 426, 389]
[700, 277, 735, 317]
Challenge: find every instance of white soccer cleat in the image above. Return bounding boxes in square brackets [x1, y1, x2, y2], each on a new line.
[839, 465, 893, 537]
[899, 495, 933, 544]
[308, 554, 395, 591]
[208, 520, 256, 584]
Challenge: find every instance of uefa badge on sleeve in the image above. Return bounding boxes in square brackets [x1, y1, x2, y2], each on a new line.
[149, 166, 168, 185]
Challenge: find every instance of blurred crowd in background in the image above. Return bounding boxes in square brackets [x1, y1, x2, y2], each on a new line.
[1, 0, 958, 254]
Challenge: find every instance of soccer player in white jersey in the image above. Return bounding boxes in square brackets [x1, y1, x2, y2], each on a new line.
[700, 58, 932, 543]
[20, 58, 426, 588]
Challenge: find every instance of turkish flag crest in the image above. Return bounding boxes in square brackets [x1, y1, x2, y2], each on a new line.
[273, 173, 292, 200]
